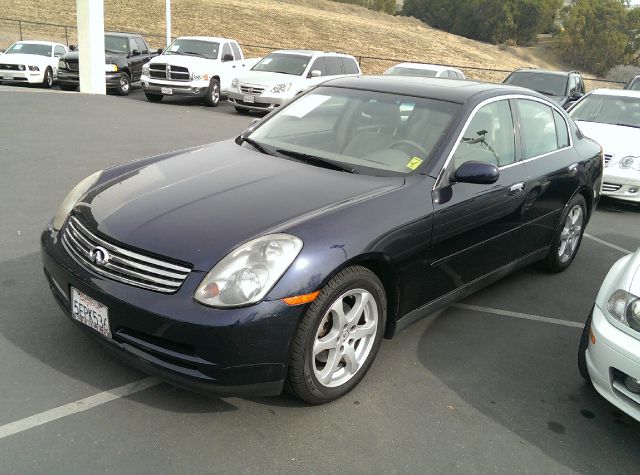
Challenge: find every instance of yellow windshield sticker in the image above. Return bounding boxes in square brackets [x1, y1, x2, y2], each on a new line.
[406, 157, 423, 170]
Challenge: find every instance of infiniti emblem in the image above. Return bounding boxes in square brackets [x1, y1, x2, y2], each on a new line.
[89, 246, 110, 265]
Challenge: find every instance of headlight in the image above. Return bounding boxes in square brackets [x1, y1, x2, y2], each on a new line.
[18, 64, 25, 71]
[194, 234, 303, 307]
[189, 72, 209, 81]
[142, 64, 149, 75]
[231, 78, 238, 88]
[606, 289, 640, 332]
[105, 64, 118, 72]
[52, 171, 102, 230]
[28, 65, 40, 71]
[619, 156, 640, 170]
[270, 83, 292, 94]
[58, 59, 67, 69]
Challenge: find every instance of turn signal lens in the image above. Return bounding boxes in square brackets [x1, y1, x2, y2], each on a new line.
[282, 291, 320, 306]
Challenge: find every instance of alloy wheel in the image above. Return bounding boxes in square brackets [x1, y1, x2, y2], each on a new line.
[120, 76, 130, 93]
[558, 204, 583, 263]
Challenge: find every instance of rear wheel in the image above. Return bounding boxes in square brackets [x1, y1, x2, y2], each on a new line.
[287, 266, 386, 404]
[204, 78, 220, 106]
[59, 84, 77, 91]
[543, 194, 586, 272]
[578, 311, 592, 381]
[115, 72, 131, 96]
[42, 67, 53, 88]
[144, 92, 163, 102]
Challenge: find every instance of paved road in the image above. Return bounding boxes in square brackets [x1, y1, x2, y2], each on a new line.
[1, 84, 639, 474]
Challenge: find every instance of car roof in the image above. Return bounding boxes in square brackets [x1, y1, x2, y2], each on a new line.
[510, 68, 576, 77]
[174, 36, 234, 43]
[271, 49, 354, 58]
[321, 76, 541, 104]
[390, 62, 461, 73]
[105, 32, 142, 38]
[13, 40, 61, 47]
[587, 88, 640, 98]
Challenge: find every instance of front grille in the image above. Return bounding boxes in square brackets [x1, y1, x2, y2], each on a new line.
[0, 63, 22, 71]
[240, 84, 265, 95]
[61, 216, 191, 293]
[602, 182, 622, 192]
[604, 154, 613, 167]
[65, 59, 79, 71]
[149, 63, 190, 81]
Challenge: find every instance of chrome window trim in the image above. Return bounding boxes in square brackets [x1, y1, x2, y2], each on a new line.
[434, 94, 574, 190]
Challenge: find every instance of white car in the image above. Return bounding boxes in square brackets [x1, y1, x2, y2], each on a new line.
[384, 62, 465, 79]
[579, 246, 640, 422]
[227, 50, 361, 113]
[0, 40, 68, 88]
[569, 89, 640, 202]
[141, 36, 259, 106]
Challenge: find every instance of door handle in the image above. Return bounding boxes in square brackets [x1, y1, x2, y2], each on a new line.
[508, 182, 525, 195]
[568, 163, 579, 175]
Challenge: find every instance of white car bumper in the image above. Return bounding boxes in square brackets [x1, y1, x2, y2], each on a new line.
[0, 69, 45, 84]
[602, 169, 640, 202]
[586, 303, 640, 422]
[227, 88, 295, 111]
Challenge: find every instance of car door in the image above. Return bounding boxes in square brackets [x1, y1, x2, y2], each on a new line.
[426, 98, 528, 301]
[515, 97, 582, 255]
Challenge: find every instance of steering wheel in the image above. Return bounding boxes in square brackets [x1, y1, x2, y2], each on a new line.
[389, 139, 428, 157]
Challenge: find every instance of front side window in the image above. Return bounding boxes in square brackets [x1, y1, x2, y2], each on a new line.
[246, 87, 461, 176]
[104, 35, 130, 54]
[54, 45, 66, 57]
[452, 100, 516, 169]
[569, 94, 640, 129]
[5, 42, 52, 57]
[134, 37, 148, 53]
[325, 57, 342, 76]
[517, 100, 559, 159]
[163, 38, 219, 60]
[251, 53, 311, 76]
[309, 58, 327, 76]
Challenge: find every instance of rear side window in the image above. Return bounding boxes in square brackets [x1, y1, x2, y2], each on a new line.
[342, 58, 359, 74]
[230, 42, 241, 59]
[517, 100, 559, 159]
[553, 110, 570, 148]
[324, 57, 342, 76]
[309, 57, 327, 76]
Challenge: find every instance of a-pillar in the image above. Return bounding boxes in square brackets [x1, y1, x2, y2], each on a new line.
[76, 0, 106, 94]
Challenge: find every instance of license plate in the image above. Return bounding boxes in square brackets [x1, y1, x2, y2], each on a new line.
[71, 287, 111, 338]
[161, 87, 173, 95]
[243, 94, 255, 103]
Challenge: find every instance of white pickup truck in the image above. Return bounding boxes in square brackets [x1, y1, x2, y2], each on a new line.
[141, 36, 260, 106]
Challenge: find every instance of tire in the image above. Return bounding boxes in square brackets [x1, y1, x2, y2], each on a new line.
[287, 266, 386, 404]
[145, 92, 163, 102]
[42, 67, 53, 88]
[578, 310, 592, 382]
[204, 78, 220, 107]
[543, 194, 587, 272]
[59, 84, 77, 91]
[115, 72, 131, 96]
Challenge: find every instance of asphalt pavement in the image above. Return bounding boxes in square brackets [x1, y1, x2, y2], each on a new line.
[1, 83, 639, 474]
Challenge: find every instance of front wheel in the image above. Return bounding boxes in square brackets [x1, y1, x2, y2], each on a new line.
[204, 78, 220, 107]
[115, 73, 131, 96]
[42, 67, 53, 88]
[287, 266, 386, 404]
[543, 194, 586, 272]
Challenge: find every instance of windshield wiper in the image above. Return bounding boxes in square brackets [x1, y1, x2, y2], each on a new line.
[275, 149, 358, 173]
[237, 136, 273, 155]
[613, 122, 640, 129]
[181, 51, 207, 58]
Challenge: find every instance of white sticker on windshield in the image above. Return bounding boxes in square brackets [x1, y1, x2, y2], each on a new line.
[170, 44, 180, 51]
[283, 94, 332, 118]
[13, 44, 23, 50]
[261, 58, 272, 65]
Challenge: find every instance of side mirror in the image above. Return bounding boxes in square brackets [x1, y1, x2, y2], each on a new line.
[222, 53, 234, 62]
[157, 48, 164, 55]
[131, 49, 141, 56]
[571, 91, 584, 100]
[310, 70, 322, 78]
[69, 45, 77, 51]
[454, 161, 499, 184]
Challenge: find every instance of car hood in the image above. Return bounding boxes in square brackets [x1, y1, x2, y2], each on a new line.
[574, 121, 640, 161]
[236, 70, 304, 87]
[62, 51, 120, 62]
[1, 53, 52, 66]
[77, 140, 404, 270]
[150, 54, 218, 70]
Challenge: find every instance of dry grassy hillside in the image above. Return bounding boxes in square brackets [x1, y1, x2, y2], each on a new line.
[0, 0, 574, 82]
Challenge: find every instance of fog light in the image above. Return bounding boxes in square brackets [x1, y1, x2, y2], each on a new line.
[628, 187, 638, 194]
[625, 376, 640, 393]
[192, 87, 201, 93]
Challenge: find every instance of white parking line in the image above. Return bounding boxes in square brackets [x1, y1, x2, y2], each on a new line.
[584, 233, 633, 254]
[452, 303, 584, 329]
[0, 377, 159, 440]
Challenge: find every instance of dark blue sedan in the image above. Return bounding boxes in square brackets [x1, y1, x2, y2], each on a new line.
[42, 77, 603, 403]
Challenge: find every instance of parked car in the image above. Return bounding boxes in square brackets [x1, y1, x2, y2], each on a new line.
[568, 89, 640, 203]
[227, 50, 361, 113]
[0, 40, 68, 88]
[578, 245, 640, 422]
[141, 36, 258, 106]
[625, 75, 640, 91]
[503, 68, 585, 109]
[384, 62, 465, 79]
[57, 32, 158, 95]
[42, 77, 602, 403]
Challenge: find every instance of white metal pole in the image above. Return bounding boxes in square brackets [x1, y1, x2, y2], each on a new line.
[76, 0, 106, 94]
[166, 0, 171, 46]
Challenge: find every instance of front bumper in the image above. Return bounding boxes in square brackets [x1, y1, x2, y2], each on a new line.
[227, 89, 291, 112]
[0, 69, 44, 84]
[586, 304, 640, 422]
[601, 169, 640, 202]
[41, 224, 307, 397]
[141, 77, 210, 98]
[57, 70, 125, 89]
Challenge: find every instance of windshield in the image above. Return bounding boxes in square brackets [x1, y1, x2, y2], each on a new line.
[627, 78, 640, 91]
[104, 35, 130, 54]
[251, 53, 311, 76]
[385, 66, 437, 78]
[5, 42, 52, 56]
[246, 87, 461, 176]
[504, 72, 567, 97]
[569, 94, 640, 128]
[162, 39, 219, 59]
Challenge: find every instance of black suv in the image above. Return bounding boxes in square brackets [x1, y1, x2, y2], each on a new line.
[503, 68, 585, 109]
[624, 75, 640, 91]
